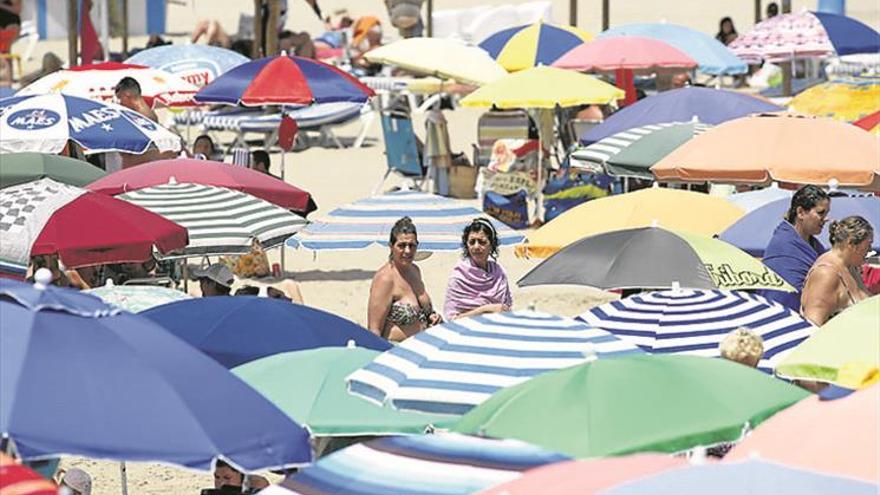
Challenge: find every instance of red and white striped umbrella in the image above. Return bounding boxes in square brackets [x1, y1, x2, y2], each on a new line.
[18, 61, 199, 107]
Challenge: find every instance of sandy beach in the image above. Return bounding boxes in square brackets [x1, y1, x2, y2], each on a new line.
[7, 0, 877, 492]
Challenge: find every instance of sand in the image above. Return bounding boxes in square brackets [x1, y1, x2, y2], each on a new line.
[14, 0, 878, 492]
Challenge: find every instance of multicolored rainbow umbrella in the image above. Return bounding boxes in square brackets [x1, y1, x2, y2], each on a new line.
[479, 21, 592, 72]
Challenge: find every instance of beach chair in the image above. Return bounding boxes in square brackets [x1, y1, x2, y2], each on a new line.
[373, 107, 425, 194]
[472, 109, 533, 168]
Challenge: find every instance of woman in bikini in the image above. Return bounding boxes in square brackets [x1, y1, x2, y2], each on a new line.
[801, 216, 873, 326]
[368, 216, 442, 342]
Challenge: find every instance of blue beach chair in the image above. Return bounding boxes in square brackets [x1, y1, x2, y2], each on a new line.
[373, 107, 426, 194]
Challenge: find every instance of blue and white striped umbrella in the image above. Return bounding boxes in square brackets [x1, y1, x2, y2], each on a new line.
[346, 311, 643, 415]
[286, 190, 524, 251]
[0, 94, 181, 155]
[267, 433, 569, 495]
[578, 289, 815, 373]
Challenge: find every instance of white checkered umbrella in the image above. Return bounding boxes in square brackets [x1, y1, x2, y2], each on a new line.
[578, 289, 815, 373]
[118, 182, 307, 258]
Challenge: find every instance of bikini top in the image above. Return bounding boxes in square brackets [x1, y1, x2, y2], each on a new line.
[386, 300, 429, 328]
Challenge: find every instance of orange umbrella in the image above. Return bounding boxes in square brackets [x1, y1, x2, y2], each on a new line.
[476, 455, 686, 495]
[0, 453, 57, 495]
[726, 384, 879, 483]
[652, 113, 880, 190]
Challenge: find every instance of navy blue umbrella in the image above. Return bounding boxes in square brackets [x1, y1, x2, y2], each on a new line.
[579, 87, 782, 145]
[720, 196, 880, 257]
[0, 277, 311, 470]
[142, 296, 391, 368]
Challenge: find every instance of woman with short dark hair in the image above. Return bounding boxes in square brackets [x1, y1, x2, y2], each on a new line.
[443, 218, 512, 320]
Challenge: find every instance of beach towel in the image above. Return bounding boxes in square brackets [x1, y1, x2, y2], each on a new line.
[443, 256, 513, 320]
[757, 221, 826, 312]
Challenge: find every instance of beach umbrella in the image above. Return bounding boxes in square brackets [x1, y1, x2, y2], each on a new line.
[788, 79, 880, 122]
[479, 21, 593, 72]
[195, 53, 374, 107]
[0, 453, 57, 495]
[452, 354, 810, 458]
[86, 283, 192, 313]
[652, 113, 880, 190]
[601, 460, 879, 495]
[363, 38, 507, 86]
[0, 178, 187, 275]
[578, 289, 814, 373]
[571, 121, 712, 179]
[118, 182, 306, 258]
[518, 227, 793, 292]
[233, 347, 455, 436]
[579, 87, 782, 145]
[854, 109, 880, 134]
[460, 66, 623, 109]
[268, 434, 569, 495]
[599, 23, 748, 76]
[87, 158, 317, 215]
[0, 277, 311, 470]
[514, 187, 744, 259]
[125, 44, 250, 87]
[719, 195, 880, 256]
[17, 61, 199, 107]
[0, 94, 181, 155]
[725, 183, 792, 213]
[775, 296, 880, 385]
[730, 11, 880, 64]
[346, 311, 642, 415]
[477, 455, 686, 495]
[142, 296, 390, 368]
[727, 384, 879, 483]
[286, 190, 522, 251]
[0, 152, 106, 188]
[553, 36, 697, 105]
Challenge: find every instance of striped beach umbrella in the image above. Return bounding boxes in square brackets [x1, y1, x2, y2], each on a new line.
[346, 311, 642, 415]
[479, 21, 592, 72]
[571, 121, 712, 179]
[286, 190, 523, 251]
[118, 182, 306, 257]
[86, 284, 192, 313]
[268, 434, 569, 495]
[577, 289, 815, 373]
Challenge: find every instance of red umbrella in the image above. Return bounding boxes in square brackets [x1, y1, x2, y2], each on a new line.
[553, 36, 698, 106]
[87, 158, 318, 215]
[0, 453, 57, 495]
[0, 178, 188, 270]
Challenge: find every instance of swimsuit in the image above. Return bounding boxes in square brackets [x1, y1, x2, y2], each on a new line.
[386, 300, 428, 327]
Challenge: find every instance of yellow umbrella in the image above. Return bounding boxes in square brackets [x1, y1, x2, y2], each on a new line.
[460, 66, 624, 109]
[515, 186, 745, 258]
[364, 38, 507, 86]
[789, 79, 880, 122]
[479, 21, 593, 72]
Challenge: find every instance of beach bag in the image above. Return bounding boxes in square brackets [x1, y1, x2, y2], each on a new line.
[483, 190, 529, 230]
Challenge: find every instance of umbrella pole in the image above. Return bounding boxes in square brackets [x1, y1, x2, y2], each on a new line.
[280, 105, 287, 275]
[120, 461, 129, 495]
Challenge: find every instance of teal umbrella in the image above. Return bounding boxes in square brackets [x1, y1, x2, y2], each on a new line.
[85, 284, 192, 313]
[233, 347, 456, 436]
[572, 121, 712, 179]
[453, 354, 809, 458]
[0, 153, 106, 188]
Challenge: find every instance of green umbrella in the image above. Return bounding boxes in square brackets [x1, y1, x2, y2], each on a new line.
[572, 122, 712, 179]
[452, 354, 809, 458]
[776, 296, 880, 385]
[0, 152, 106, 188]
[518, 226, 794, 292]
[86, 284, 192, 313]
[233, 347, 456, 436]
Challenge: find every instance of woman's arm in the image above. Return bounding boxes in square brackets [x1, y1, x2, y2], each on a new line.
[367, 271, 393, 337]
[448, 303, 509, 320]
[801, 266, 842, 326]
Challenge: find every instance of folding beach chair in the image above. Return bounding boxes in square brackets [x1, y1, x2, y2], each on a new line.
[373, 105, 425, 194]
[472, 109, 534, 168]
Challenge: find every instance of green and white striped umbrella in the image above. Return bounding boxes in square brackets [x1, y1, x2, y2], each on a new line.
[86, 284, 192, 313]
[572, 121, 712, 179]
[118, 182, 307, 258]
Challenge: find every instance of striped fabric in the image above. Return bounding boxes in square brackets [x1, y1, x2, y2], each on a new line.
[201, 103, 365, 132]
[571, 122, 712, 172]
[346, 311, 643, 415]
[578, 289, 815, 374]
[269, 433, 569, 495]
[119, 183, 306, 257]
[287, 191, 524, 251]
